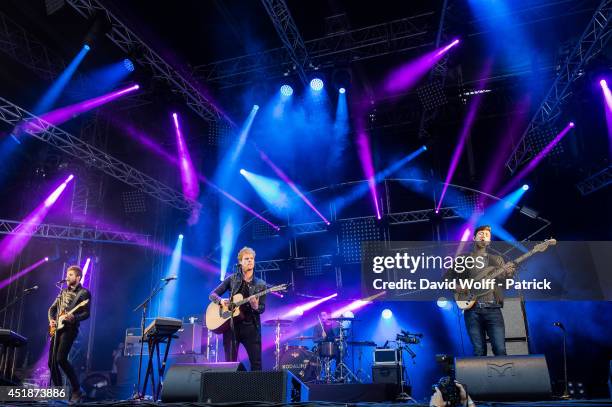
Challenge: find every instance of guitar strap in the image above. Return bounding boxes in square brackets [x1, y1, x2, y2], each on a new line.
[66, 286, 85, 313]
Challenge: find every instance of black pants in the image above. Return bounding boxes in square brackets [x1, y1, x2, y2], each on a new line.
[222, 321, 262, 370]
[464, 307, 507, 356]
[48, 328, 80, 391]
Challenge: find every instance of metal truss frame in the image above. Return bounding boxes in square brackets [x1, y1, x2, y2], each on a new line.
[0, 218, 149, 246]
[194, 13, 434, 89]
[0, 97, 197, 214]
[576, 165, 612, 195]
[260, 0, 310, 85]
[65, 0, 231, 125]
[505, 0, 611, 173]
[0, 10, 66, 81]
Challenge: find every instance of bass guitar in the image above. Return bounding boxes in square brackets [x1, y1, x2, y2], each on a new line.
[455, 239, 556, 310]
[205, 284, 287, 333]
[49, 299, 90, 337]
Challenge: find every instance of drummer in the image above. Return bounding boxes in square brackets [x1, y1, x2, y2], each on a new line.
[313, 310, 341, 342]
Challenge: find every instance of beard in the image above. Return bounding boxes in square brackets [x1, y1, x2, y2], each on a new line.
[474, 240, 490, 249]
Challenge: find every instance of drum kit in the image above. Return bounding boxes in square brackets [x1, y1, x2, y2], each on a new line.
[263, 316, 376, 384]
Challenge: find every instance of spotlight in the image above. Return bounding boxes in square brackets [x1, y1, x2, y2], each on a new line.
[382, 309, 393, 319]
[522, 184, 529, 191]
[569, 121, 575, 128]
[280, 85, 293, 96]
[342, 311, 354, 319]
[422, 145, 427, 151]
[123, 58, 135, 72]
[253, 104, 259, 111]
[44, 257, 49, 262]
[339, 87, 346, 94]
[451, 38, 460, 46]
[437, 298, 449, 308]
[67, 174, 74, 182]
[178, 234, 184, 239]
[310, 78, 324, 91]
[600, 79, 607, 87]
[239, 169, 246, 175]
[83, 44, 91, 51]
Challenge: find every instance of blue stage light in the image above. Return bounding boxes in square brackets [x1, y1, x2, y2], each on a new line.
[382, 309, 393, 319]
[239, 169, 246, 175]
[123, 58, 135, 72]
[84, 44, 91, 51]
[522, 184, 529, 191]
[280, 85, 293, 97]
[253, 104, 259, 111]
[310, 78, 324, 91]
[339, 87, 346, 94]
[178, 234, 184, 239]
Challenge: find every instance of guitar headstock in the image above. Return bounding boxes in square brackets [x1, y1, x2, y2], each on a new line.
[270, 284, 288, 292]
[534, 238, 557, 252]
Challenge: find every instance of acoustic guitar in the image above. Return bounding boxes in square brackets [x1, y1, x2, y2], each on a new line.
[205, 284, 287, 333]
[49, 299, 90, 337]
[454, 239, 556, 310]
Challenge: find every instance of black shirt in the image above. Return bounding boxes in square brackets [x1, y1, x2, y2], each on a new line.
[48, 284, 91, 329]
[238, 280, 255, 324]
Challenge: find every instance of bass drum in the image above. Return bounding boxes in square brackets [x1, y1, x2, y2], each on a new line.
[280, 345, 319, 383]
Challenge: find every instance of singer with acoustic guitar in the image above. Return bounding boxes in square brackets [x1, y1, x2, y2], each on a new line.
[209, 246, 267, 371]
[48, 265, 91, 403]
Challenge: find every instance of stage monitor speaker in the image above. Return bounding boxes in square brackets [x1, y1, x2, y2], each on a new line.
[200, 370, 309, 403]
[372, 365, 401, 386]
[160, 362, 244, 402]
[455, 355, 552, 401]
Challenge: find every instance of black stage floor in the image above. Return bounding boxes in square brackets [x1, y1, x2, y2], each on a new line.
[5, 399, 612, 407]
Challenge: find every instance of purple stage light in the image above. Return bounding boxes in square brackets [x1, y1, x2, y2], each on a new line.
[497, 122, 576, 197]
[24, 84, 140, 134]
[437, 61, 491, 212]
[460, 228, 472, 242]
[0, 175, 74, 264]
[283, 293, 338, 318]
[259, 150, 331, 225]
[384, 38, 461, 95]
[0, 257, 48, 290]
[356, 128, 382, 219]
[81, 257, 91, 287]
[172, 112, 200, 223]
[599, 79, 612, 138]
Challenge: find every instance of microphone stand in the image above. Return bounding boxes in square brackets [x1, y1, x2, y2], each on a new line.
[0, 289, 36, 314]
[555, 324, 570, 399]
[132, 279, 171, 399]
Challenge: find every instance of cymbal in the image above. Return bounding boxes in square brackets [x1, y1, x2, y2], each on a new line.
[263, 319, 293, 326]
[329, 317, 359, 321]
[294, 336, 315, 340]
[347, 341, 377, 347]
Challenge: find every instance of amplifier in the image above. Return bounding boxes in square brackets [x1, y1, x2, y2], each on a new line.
[372, 365, 402, 386]
[373, 348, 401, 365]
[172, 323, 203, 354]
[124, 328, 147, 356]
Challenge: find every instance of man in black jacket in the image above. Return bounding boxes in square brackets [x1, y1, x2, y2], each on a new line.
[209, 246, 266, 370]
[48, 265, 91, 402]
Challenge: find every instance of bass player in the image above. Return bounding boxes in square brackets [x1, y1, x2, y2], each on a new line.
[209, 246, 267, 370]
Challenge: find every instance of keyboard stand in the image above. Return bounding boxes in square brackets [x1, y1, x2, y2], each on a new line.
[141, 333, 178, 400]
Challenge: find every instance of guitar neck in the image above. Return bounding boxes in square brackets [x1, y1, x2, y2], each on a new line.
[487, 248, 539, 280]
[234, 287, 276, 306]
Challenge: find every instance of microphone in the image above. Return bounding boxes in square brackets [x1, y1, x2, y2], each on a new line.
[24, 285, 38, 293]
[383, 340, 389, 348]
[56, 279, 67, 285]
[553, 322, 566, 331]
[161, 275, 177, 282]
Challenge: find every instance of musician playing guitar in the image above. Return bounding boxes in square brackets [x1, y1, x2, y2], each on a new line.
[48, 265, 91, 403]
[209, 246, 266, 370]
[448, 225, 515, 356]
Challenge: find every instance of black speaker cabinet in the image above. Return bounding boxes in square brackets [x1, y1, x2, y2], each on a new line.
[455, 355, 552, 401]
[200, 370, 309, 403]
[160, 362, 244, 402]
[372, 365, 401, 386]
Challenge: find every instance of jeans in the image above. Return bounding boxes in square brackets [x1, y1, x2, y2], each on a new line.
[222, 321, 262, 370]
[48, 328, 80, 391]
[464, 307, 507, 356]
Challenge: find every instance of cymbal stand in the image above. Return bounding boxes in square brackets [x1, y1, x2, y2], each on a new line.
[335, 328, 359, 383]
[273, 320, 282, 370]
[396, 342, 417, 403]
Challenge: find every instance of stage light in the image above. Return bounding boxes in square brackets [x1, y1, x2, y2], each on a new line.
[343, 311, 354, 319]
[339, 87, 346, 94]
[0, 257, 49, 290]
[123, 58, 135, 72]
[522, 184, 529, 191]
[253, 104, 259, 111]
[382, 309, 393, 319]
[422, 145, 427, 151]
[44, 257, 49, 262]
[601, 79, 607, 87]
[83, 44, 91, 51]
[178, 234, 184, 239]
[437, 298, 448, 308]
[310, 78, 324, 91]
[569, 122, 575, 128]
[280, 85, 293, 97]
[239, 168, 246, 175]
[460, 228, 471, 242]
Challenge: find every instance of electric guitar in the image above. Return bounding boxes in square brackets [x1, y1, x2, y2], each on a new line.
[454, 239, 556, 310]
[49, 299, 90, 337]
[205, 284, 287, 333]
